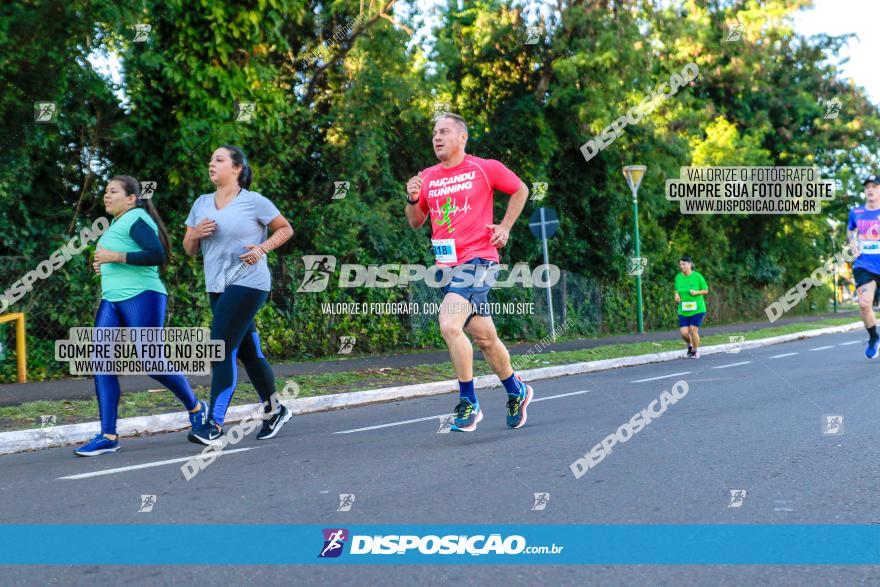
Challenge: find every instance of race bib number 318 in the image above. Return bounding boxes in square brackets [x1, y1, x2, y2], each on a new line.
[432, 239, 457, 263]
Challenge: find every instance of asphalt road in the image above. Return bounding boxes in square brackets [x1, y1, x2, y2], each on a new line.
[2, 328, 879, 585]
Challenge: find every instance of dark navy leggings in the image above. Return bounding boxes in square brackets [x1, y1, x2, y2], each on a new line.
[94, 290, 198, 435]
[208, 285, 276, 426]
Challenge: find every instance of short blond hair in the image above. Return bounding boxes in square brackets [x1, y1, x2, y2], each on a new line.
[440, 112, 468, 134]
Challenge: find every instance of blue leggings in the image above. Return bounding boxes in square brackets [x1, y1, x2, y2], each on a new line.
[208, 285, 276, 426]
[94, 290, 198, 435]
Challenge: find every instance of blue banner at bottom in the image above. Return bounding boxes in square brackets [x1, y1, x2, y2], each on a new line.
[1, 525, 878, 564]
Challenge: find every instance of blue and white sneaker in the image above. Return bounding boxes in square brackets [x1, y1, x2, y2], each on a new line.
[74, 434, 120, 457]
[867, 338, 879, 359]
[188, 420, 224, 446]
[189, 400, 208, 429]
[506, 379, 534, 429]
[451, 398, 483, 432]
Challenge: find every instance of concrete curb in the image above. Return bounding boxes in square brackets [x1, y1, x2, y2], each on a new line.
[0, 321, 862, 455]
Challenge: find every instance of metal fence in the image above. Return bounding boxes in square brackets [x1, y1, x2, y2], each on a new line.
[1, 251, 772, 382]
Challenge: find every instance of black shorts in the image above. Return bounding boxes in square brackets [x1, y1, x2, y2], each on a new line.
[853, 267, 880, 289]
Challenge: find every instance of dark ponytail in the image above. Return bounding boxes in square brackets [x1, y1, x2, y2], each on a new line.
[111, 174, 172, 265]
[221, 144, 253, 189]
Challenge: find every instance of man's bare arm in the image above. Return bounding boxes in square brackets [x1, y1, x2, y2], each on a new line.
[498, 182, 529, 231]
[405, 174, 427, 229]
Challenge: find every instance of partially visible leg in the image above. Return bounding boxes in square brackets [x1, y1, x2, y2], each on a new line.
[857, 280, 877, 330]
[116, 291, 199, 412]
[207, 286, 269, 426]
[466, 314, 523, 395]
[238, 325, 276, 408]
[689, 326, 701, 350]
[466, 315, 511, 376]
[93, 300, 123, 438]
[679, 326, 692, 346]
[857, 279, 879, 358]
[439, 292, 475, 383]
[467, 314, 533, 429]
[438, 291, 484, 431]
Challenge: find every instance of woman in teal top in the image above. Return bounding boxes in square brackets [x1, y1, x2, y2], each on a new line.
[74, 175, 207, 456]
[674, 255, 709, 359]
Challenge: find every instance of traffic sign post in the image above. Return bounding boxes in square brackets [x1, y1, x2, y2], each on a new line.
[529, 207, 559, 339]
[623, 165, 647, 334]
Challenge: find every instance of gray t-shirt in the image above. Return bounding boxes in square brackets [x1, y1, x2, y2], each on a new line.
[185, 189, 281, 292]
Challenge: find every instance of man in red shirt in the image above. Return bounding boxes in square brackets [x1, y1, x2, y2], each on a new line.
[404, 113, 533, 432]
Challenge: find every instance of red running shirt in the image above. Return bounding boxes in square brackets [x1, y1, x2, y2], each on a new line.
[417, 155, 523, 267]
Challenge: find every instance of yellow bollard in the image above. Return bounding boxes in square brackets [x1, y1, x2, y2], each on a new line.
[0, 313, 27, 383]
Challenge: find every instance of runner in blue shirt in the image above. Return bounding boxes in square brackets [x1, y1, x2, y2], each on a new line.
[847, 175, 880, 358]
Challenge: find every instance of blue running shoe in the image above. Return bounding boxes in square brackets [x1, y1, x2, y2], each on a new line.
[189, 400, 208, 429]
[506, 380, 534, 429]
[188, 420, 224, 446]
[451, 398, 482, 432]
[867, 338, 879, 359]
[74, 434, 119, 457]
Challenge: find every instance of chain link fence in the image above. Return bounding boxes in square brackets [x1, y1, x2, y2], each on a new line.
[1, 252, 772, 382]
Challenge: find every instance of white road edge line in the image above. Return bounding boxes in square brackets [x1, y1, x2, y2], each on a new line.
[712, 361, 752, 369]
[630, 372, 691, 383]
[769, 352, 798, 359]
[57, 447, 258, 480]
[838, 341, 862, 346]
[809, 345, 835, 351]
[334, 389, 594, 435]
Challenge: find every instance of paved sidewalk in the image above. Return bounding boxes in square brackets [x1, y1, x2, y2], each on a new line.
[0, 310, 858, 407]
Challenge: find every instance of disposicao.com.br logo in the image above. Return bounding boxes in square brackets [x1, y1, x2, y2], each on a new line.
[318, 529, 564, 558]
[297, 255, 560, 293]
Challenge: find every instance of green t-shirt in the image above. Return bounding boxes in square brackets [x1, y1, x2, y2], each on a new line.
[674, 271, 708, 316]
[97, 208, 167, 302]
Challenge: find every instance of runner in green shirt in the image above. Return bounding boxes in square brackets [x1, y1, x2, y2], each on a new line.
[674, 255, 709, 358]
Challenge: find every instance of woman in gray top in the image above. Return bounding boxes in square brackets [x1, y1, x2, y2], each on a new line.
[183, 145, 294, 444]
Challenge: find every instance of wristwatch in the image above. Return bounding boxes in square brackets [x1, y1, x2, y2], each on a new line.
[406, 196, 419, 205]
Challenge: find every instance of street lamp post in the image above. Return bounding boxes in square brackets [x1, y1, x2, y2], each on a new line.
[828, 218, 840, 313]
[623, 165, 647, 334]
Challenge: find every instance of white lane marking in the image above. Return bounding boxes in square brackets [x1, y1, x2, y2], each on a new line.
[809, 345, 834, 351]
[839, 341, 862, 346]
[531, 389, 595, 403]
[630, 372, 691, 383]
[334, 389, 594, 434]
[712, 361, 752, 369]
[58, 447, 258, 480]
[335, 414, 443, 434]
[769, 352, 798, 359]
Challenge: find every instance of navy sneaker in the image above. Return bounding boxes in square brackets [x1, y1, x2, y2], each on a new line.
[506, 380, 534, 429]
[188, 420, 224, 445]
[256, 404, 292, 440]
[189, 400, 208, 429]
[867, 338, 879, 359]
[74, 434, 119, 457]
[451, 398, 482, 432]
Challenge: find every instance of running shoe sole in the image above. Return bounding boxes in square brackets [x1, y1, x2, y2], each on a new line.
[74, 445, 120, 457]
[451, 409, 483, 432]
[187, 431, 223, 446]
[509, 385, 533, 429]
[256, 408, 293, 440]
